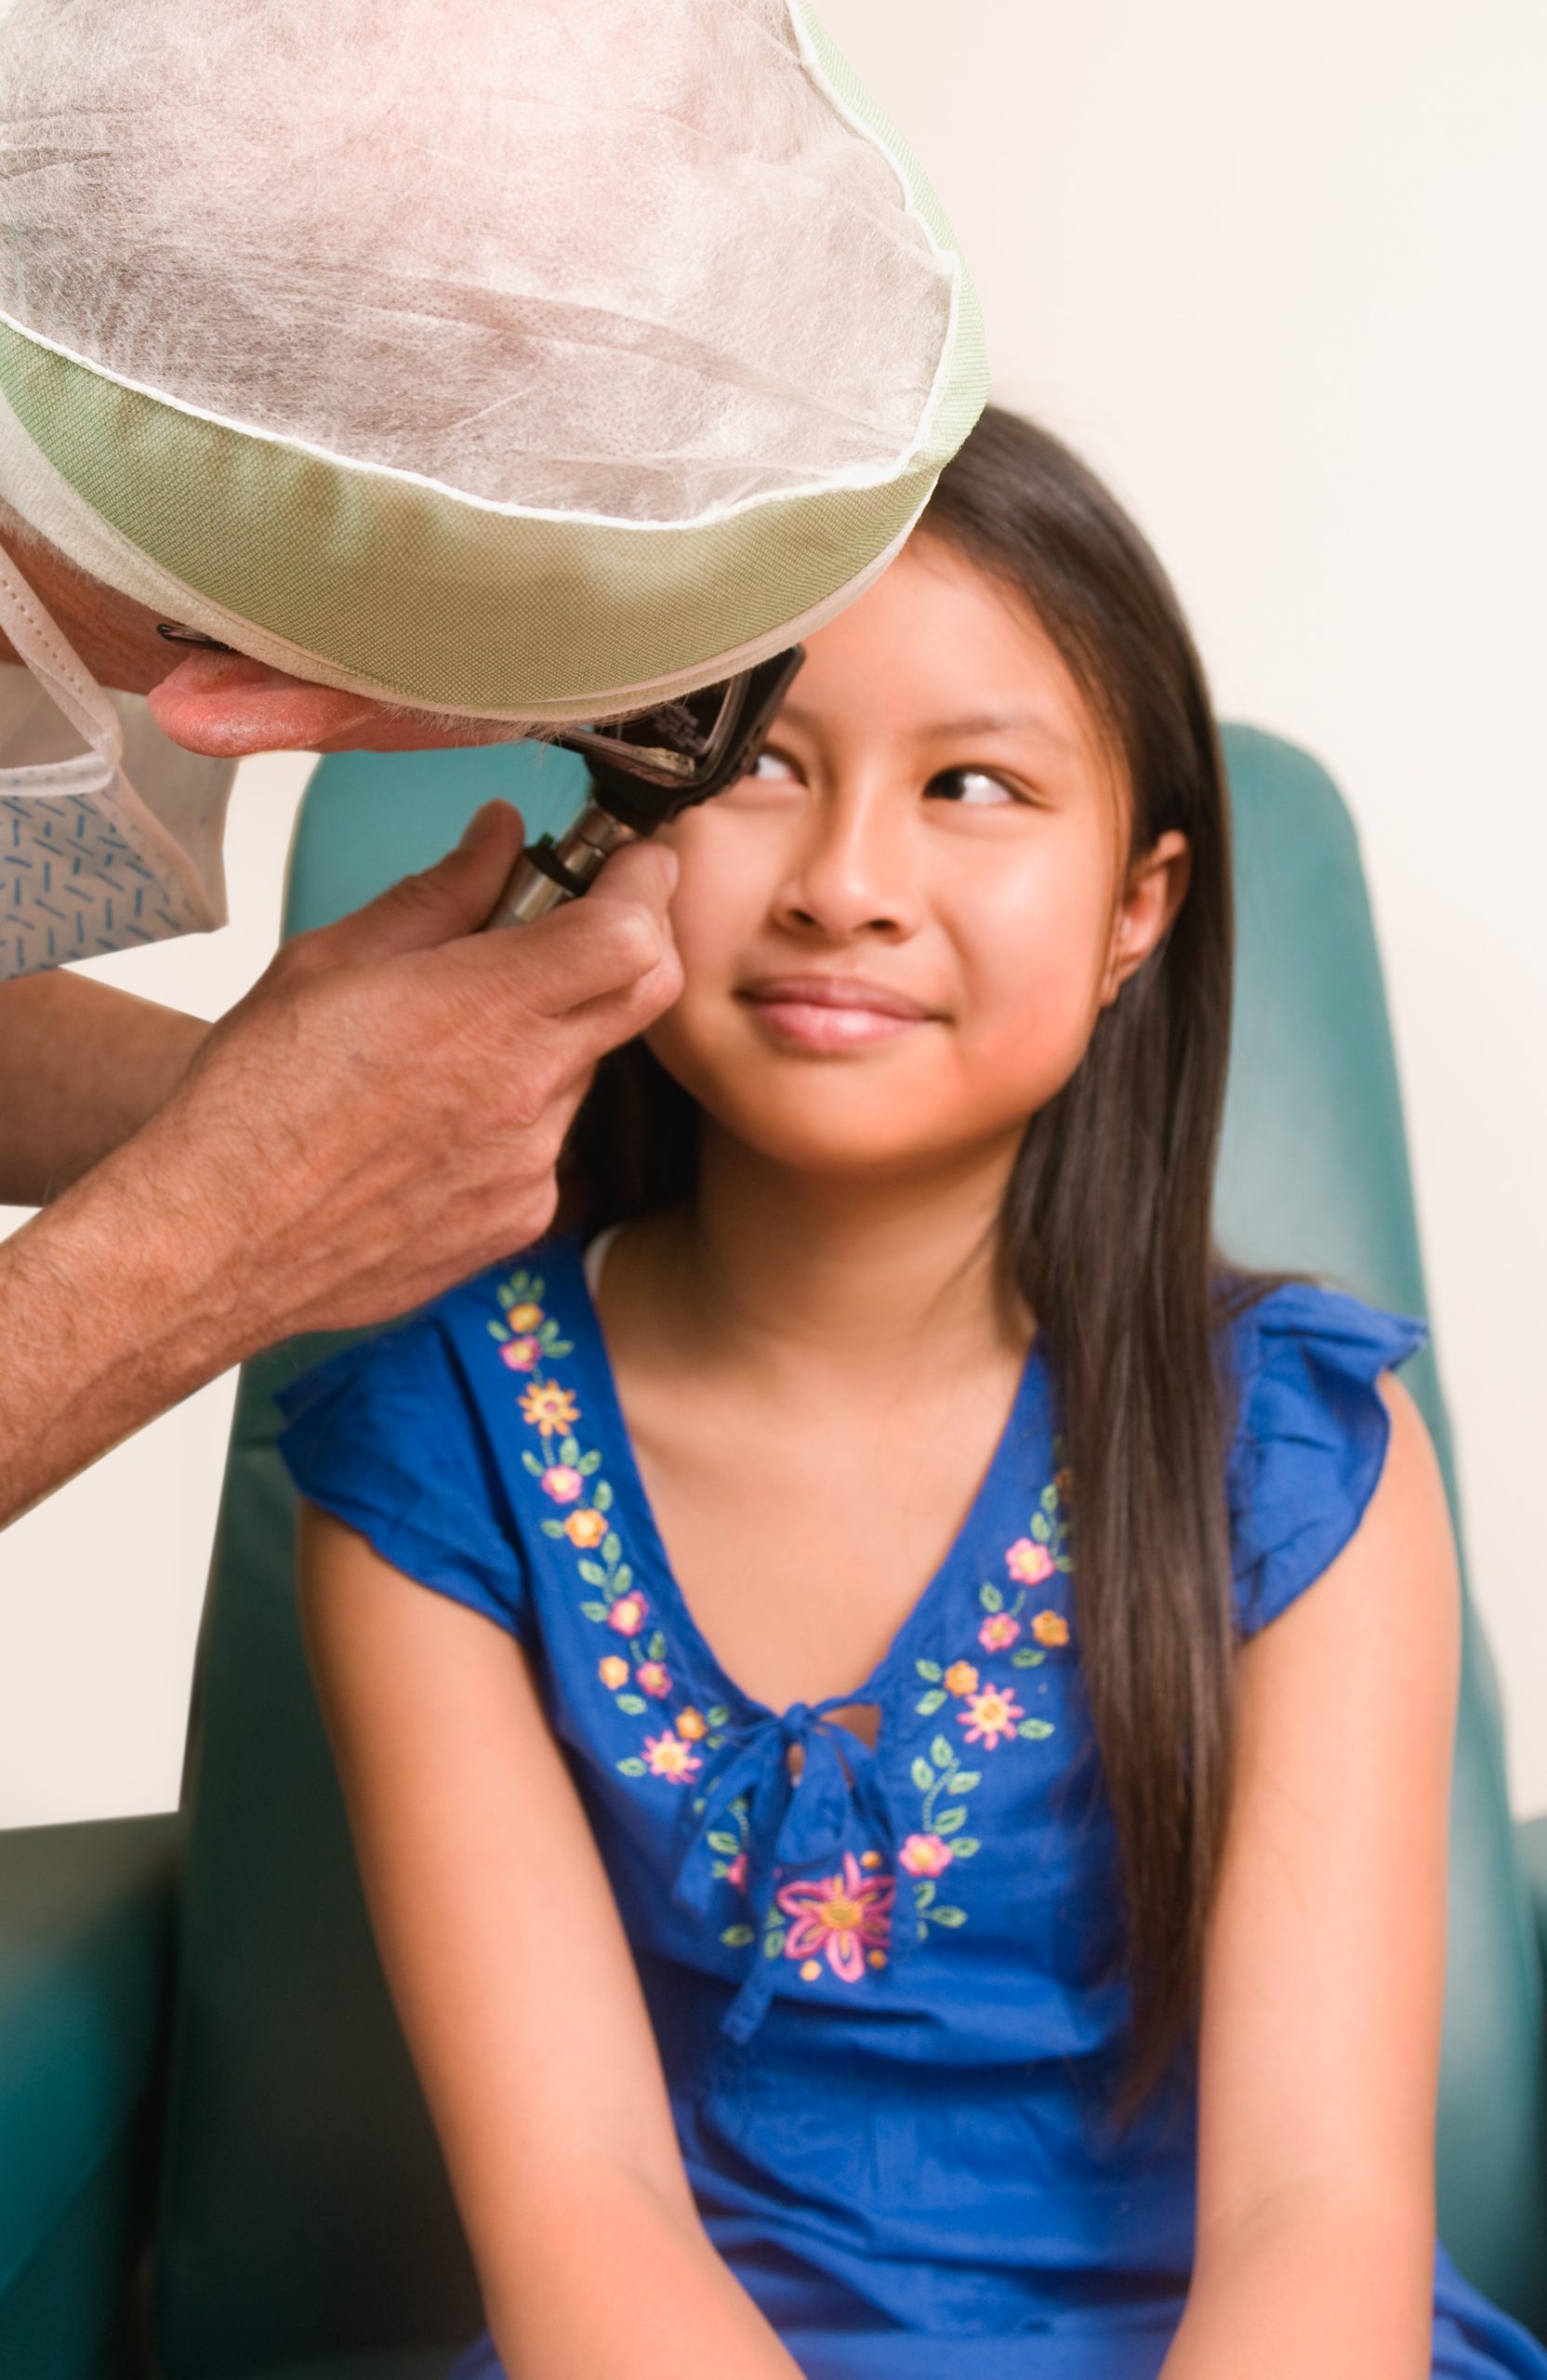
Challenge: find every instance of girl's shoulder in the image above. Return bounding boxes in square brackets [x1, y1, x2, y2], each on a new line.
[1219, 1277, 1429, 1637]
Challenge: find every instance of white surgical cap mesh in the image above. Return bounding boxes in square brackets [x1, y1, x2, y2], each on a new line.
[0, 0, 952, 522]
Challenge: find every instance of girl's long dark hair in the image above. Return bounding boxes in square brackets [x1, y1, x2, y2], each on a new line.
[562, 407, 1256, 2119]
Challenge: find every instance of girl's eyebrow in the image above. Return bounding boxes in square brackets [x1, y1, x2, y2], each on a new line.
[779, 699, 1077, 752]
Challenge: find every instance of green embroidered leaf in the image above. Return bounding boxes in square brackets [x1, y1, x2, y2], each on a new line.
[763, 1928, 787, 1960]
[1018, 1718, 1055, 1739]
[540, 1518, 565, 1539]
[910, 1756, 935, 1792]
[1040, 1483, 1059, 1512]
[547, 1337, 575, 1358]
[1012, 1646, 1046, 1669]
[914, 1689, 947, 1717]
[615, 1756, 647, 1777]
[615, 1693, 647, 1715]
[578, 1449, 602, 1475]
[602, 1531, 622, 1566]
[720, 1924, 756, 1949]
[707, 1831, 742, 1857]
[931, 1736, 955, 1769]
[1030, 1513, 1051, 1543]
[930, 1905, 967, 1927]
[916, 1922, 930, 1942]
[691, 1795, 707, 1815]
[951, 1837, 981, 1858]
[936, 1807, 967, 1836]
[593, 1478, 614, 1512]
[647, 1631, 668, 1661]
[706, 1733, 727, 1752]
[915, 1659, 944, 1684]
[945, 1770, 981, 1795]
[559, 1435, 580, 1467]
[913, 1879, 936, 1909]
[1056, 1555, 1075, 1572]
[979, 1582, 1004, 1613]
[521, 1449, 544, 1476]
[579, 1600, 608, 1621]
[706, 1705, 730, 1727]
[487, 1319, 508, 1341]
[613, 1564, 632, 1593]
[577, 1559, 607, 1586]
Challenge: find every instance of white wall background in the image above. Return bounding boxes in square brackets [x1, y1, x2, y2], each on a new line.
[2, 0, 1544, 1823]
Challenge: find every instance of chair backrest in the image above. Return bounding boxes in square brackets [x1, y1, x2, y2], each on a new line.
[152, 729, 1547, 2377]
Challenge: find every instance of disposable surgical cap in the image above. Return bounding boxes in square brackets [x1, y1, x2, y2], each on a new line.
[0, 0, 987, 723]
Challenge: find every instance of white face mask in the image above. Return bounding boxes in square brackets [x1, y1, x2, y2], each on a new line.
[0, 539, 228, 981]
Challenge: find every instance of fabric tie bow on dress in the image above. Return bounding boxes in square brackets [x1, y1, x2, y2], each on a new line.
[671, 1698, 907, 2043]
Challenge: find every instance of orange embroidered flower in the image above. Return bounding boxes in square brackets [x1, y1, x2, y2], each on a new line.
[598, 1655, 629, 1689]
[499, 1335, 542, 1372]
[520, 1382, 579, 1437]
[1006, 1538, 1055, 1586]
[978, 1613, 1020, 1652]
[643, 1732, 701, 1782]
[900, 1831, 954, 1877]
[540, 1463, 584, 1504]
[563, 1508, 608, 1549]
[800, 1959, 823, 1982]
[1031, 1609, 1069, 1647]
[1054, 1467, 1074, 1504]
[859, 1850, 884, 1870]
[943, 1659, 980, 1698]
[606, 1592, 647, 1636]
[776, 1852, 895, 1983]
[506, 1302, 543, 1333]
[958, 1682, 1024, 1750]
[676, 1707, 708, 1740]
[637, 1660, 671, 1698]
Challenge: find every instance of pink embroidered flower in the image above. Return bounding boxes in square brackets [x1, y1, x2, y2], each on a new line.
[959, 1681, 1024, 1749]
[637, 1660, 671, 1698]
[978, 1612, 1021, 1652]
[540, 1463, 584, 1504]
[676, 1707, 708, 1740]
[606, 1592, 647, 1637]
[724, 1851, 747, 1890]
[643, 1732, 701, 1782]
[520, 1382, 578, 1438]
[1006, 1538, 1055, 1586]
[776, 1852, 895, 1983]
[598, 1654, 629, 1689]
[499, 1335, 542, 1372]
[505, 1302, 544, 1333]
[943, 1659, 980, 1698]
[900, 1831, 954, 1877]
[564, 1508, 608, 1549]
[1031, 1608, 1069, 1647]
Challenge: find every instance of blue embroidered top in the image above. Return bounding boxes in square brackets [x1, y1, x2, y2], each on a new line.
[276, 1236, 1547, 2380]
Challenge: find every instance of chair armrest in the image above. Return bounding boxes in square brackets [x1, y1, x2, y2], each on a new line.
[1518, 1812, 1547, 1987]
[0, 1814, 179, 2320]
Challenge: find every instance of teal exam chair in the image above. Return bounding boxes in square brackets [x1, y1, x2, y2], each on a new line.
[2, 727, 1545, 2380]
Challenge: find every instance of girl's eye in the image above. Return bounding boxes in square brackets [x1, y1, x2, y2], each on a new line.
[748, 747, 801, 783]
[926, 766, 1017, 807]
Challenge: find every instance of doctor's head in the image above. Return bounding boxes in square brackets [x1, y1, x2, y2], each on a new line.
[0, 0, 985, 760]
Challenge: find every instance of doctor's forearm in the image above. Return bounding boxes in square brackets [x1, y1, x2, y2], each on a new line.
[0, 973, 207, 1204]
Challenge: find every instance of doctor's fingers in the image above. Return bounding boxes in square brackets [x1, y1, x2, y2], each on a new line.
[283, 800, 530, 974]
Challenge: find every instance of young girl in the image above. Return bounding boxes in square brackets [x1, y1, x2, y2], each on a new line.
[277, 409, 1547, 2380]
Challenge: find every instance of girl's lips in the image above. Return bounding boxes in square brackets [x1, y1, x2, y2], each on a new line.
[737, 975, 937, 1052]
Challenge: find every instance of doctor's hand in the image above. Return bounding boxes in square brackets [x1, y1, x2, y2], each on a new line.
[152, 800, 681, 1338]
[0, 803, 680, 1528]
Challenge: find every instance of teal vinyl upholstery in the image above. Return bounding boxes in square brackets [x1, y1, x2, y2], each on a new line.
[0, 726, 1541, 2379]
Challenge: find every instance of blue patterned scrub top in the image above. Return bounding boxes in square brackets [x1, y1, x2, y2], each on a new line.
[277, 1234, 1547, 2380]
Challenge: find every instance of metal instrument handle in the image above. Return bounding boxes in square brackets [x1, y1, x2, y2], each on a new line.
[484, 801, 640, 930]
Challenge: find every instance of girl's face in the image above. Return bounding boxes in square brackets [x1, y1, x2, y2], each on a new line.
[648, 537, 1190, 1183]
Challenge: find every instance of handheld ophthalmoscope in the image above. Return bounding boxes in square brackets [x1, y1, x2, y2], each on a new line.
[484, 646, 804, 929]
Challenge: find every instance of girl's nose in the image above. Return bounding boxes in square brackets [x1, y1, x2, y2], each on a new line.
[773, 783, 923, 943]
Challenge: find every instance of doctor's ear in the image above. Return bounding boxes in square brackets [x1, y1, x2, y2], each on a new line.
[146, 647, 520, 758]
[1099, 829, 1192, 1006]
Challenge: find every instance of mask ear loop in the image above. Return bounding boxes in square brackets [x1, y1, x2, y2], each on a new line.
[0, 535, 125, 772]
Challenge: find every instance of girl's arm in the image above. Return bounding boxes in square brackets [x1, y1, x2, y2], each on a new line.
[1159, 1376, 1461, 2380]
[299, 1506, 803, 2380]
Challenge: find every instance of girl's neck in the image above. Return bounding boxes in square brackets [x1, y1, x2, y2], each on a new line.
[640, 1123, 1032, 1382]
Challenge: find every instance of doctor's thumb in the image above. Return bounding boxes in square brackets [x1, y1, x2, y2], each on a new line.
[306, 800, 527, 969]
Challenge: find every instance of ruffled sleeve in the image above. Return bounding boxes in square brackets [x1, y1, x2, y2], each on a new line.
[1225, 1281, 1429, 1637]
[275, 1312, 531, 1642]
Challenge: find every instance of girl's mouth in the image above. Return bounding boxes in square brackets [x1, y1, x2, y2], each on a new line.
[737, 973, 936, 1051]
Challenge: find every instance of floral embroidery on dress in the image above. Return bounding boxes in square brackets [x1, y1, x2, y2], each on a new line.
[777, 1854, 896, 1982]
[488, 1266, 731, 1779]
[901, 1461, 1074, 1940]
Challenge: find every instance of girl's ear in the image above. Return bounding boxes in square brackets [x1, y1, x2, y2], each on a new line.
[1100, 829, 1192, 1007]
